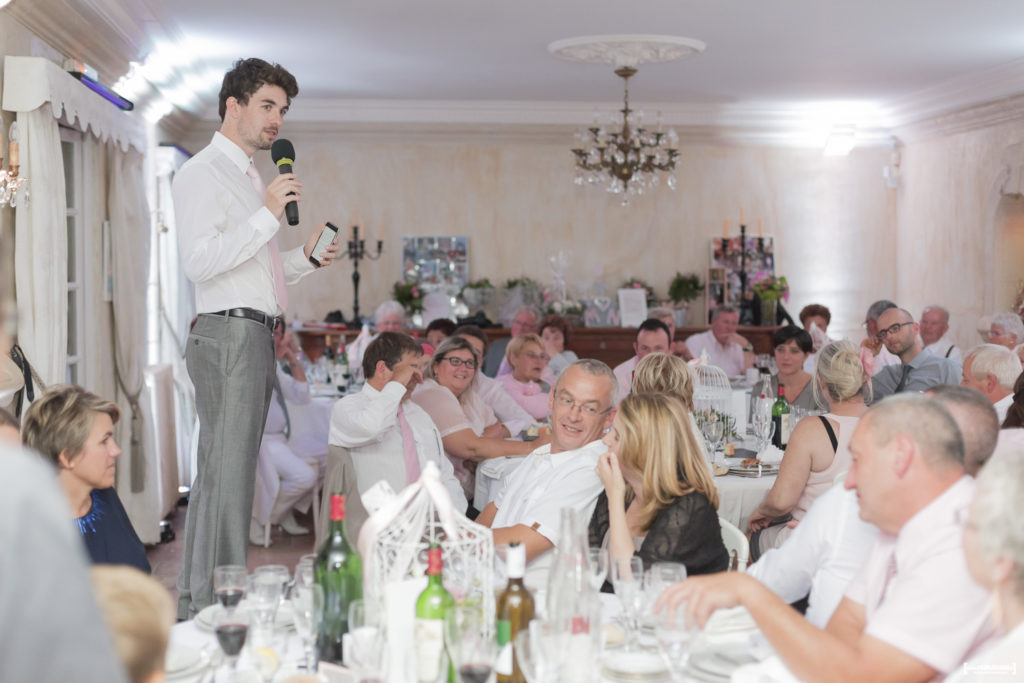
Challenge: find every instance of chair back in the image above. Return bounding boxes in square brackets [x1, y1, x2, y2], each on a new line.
[719, 516, 750, 572]
[315, 445, 370, 552]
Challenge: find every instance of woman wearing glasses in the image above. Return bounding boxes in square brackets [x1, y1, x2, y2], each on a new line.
[411, 336, 543, 503]
[589, 392, 728, 575]
[496, 334, 553, 420]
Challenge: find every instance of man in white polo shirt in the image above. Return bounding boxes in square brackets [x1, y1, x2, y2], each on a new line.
[682, 305, 753, 377]
[476, 359, 616, 567]
[657, 394, 996, 682]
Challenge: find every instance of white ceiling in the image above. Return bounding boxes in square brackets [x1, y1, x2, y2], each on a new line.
[10, 0, 1024, 141]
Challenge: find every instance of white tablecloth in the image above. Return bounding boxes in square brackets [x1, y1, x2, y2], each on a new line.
[713, 472, 777, 530]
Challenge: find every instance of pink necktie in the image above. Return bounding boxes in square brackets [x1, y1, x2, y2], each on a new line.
[397, 404, 421, 484]
[246, 161, 288, 313]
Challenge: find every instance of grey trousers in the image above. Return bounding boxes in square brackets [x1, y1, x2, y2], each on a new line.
[177, 313, 275, 619]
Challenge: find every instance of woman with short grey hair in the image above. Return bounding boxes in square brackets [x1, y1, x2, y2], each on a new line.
[947, 434, 1024, 680]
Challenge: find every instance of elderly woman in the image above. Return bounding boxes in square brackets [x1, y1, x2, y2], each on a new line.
[763, 325, 827, 412]
[949, 439, 1024, 679]
[589, 393, 728, 574]
[411, 337, 542, 500]
[21, 385, 150, 572]
[374, 300, 406, 334]
[496, 334, 552, 420]
[539, 314, 578, 378]
[747, 340, 869, 557]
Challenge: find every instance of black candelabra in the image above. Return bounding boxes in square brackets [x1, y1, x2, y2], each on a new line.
[345, 224, 383, 324]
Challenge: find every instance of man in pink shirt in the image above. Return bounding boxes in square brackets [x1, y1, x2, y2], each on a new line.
[656, 393, 995, 682]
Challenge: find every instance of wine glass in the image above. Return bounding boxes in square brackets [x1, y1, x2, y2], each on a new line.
[214, 565, 247, 613]
[248, 572, 283, 629]
[700, 419, 724, 461]
[586, 547, 609, 591]
[514, 621, 564, 683]
[752, 416, 775, 455]
[445, 606, 498, 683]
[654, 600, 696, 682]
[347, 599, 388, 682]
[291, 582, 323, 673]
[248, 620, 288, 683]
[645, 562, 687, 613]
[610, 556, 645, 650]
[214, 605, 250, 680]
[296, 555, 317, 587]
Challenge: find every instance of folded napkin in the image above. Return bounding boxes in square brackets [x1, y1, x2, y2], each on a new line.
[756, 444, 784, 465]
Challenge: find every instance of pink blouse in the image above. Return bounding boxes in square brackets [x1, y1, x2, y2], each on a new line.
[495, 374, 551, 420]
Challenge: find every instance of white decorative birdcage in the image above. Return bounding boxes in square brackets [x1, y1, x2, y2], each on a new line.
[358, 459, 494, 614]
[691, 362, 736, 441]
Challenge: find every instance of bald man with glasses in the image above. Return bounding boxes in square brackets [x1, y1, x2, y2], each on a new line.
[870, 308, 960, 403]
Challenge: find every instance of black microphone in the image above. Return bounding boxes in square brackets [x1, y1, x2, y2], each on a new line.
[270, 138, 299, 226]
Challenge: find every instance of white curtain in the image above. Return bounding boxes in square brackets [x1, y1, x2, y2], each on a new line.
[13, 103, 67, 386]
[107, 143, 160, 540]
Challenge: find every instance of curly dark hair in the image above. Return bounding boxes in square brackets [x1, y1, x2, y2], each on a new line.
[218, 58, 299, 121]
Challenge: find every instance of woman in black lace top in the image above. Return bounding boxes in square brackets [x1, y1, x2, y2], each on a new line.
[589, 393, 728, 577]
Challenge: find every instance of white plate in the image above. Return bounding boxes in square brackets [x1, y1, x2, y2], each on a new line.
[689, 647, 759, 678]
[705, 607, 758, 635]
[602, 650, 670, 682]
[164, 645, 212, 680]
[195, 601, 295, 631]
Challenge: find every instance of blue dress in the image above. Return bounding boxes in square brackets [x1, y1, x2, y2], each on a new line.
[75, 487, 151, 573]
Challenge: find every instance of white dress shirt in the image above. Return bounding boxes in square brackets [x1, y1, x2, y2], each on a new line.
[173, 132, 315, 315]
[945, 621, 1024, 682]
[844, 477, 997, 675]
[994, 394, 1013, 424]
[612, 356, 638, 405]
[265, 365, 310, 436]
[329, 381, 467, 511]
[686, 330, 745, 377]
[492, 439, 607, 545]
[748, 485, 880, 628]
[923, 335, 963, 367]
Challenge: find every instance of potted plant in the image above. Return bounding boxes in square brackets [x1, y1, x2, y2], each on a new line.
[667, 272, 704, 326]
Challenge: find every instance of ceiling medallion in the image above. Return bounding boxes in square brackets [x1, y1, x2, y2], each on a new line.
[549, 35, 706, 205]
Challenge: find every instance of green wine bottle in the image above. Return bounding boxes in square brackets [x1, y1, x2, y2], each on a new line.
[771, 383, 791, 448]
[316, 493, 362, 665]
[415, 545, 454, 683]
[495, 542, 534, 683]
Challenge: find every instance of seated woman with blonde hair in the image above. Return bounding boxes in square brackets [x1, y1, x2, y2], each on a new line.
[588, 393, 728, 574]
[91, 566, 174, 683]
[631, 352, 707, 460]
[496, 333, 552, 420]
[747, 340, 869, 558]
[22, 384, 150, 572]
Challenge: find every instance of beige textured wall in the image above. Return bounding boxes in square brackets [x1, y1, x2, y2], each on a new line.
[897, 118, 1024, 352]
[181, 124, 896, 340]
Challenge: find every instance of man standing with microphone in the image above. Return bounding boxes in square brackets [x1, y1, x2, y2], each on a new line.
[173, 58, 339, 618]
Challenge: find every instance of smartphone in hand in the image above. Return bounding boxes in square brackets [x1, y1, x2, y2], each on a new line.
[309, 221, 339, 267]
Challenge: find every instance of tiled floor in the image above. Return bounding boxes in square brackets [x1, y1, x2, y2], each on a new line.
[147, 501, 319, 603]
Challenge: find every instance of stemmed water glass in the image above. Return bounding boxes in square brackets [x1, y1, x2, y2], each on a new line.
[586, 548, 609, 591]
[654, 600, 696, 682]
[700, 419, 724, 461]
[214, 565, 247, 614]
[248, 571, 284, 631]
[752, 415, 775, 455]
[347, 599, 388, 682]
[291, 581, 323, 674]
[610, 556, 645, 650]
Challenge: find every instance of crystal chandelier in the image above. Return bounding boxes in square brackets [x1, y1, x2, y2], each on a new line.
[572, 66, 679, 205]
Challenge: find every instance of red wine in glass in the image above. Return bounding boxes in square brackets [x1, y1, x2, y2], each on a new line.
[216, 588, 244, 609]
[458, 664, 492, 683]
[215, 623, 248, 657]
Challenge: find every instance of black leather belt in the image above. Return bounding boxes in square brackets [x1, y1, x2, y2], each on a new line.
[208, 307, 283, 330]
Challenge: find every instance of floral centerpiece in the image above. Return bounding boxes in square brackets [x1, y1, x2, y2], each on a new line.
[621, 277, 656, 305]
[504, 276, 541, 291]
[460, 278, 495, 298]
[752, 274, 788, 326]
[393, 280, 424, 314]
[752, 275, 789, 302]
[460, 278, 496, 314]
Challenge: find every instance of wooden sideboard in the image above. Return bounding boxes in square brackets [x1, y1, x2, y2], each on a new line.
[296, 325, 780, 367]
